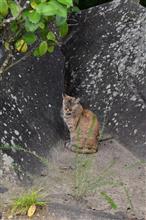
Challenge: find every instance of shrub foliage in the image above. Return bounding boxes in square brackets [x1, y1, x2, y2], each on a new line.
[0, 0, 73, 76]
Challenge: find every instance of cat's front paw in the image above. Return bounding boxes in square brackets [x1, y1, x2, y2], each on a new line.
[64, 140, 72, 150]
[71, 145, 97, 154]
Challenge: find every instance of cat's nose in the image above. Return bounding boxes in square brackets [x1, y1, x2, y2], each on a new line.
[66, 109, 71, 115]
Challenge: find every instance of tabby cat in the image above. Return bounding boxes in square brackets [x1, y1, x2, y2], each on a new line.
[63, 95, 100, 153]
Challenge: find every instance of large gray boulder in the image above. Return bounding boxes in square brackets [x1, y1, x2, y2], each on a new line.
[0, 48, 66, 174]
[64, 0, 146, 159]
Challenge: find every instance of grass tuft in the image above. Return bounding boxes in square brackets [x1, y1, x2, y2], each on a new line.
[10, 190, 46, 215]
[100, 191, 117, 209]
[0, 144, 48, 166]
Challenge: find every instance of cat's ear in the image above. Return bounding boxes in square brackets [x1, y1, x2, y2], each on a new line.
[63, 94, 68, 99]
[75, 98, 80, 103]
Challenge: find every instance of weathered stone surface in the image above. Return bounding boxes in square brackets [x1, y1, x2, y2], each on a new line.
[1, 138, 146, 219]
[46, 203, 127, 220]
[0, 48, 66, 174]
[1, 203, 127, 220]
[0, 140, 146, 220]
[64, 0, 146, 159]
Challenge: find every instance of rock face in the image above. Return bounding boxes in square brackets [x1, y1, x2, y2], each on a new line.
[0, 48, 66, 174]
[77, 0, 113, 9]
[64, 0, 146, 159]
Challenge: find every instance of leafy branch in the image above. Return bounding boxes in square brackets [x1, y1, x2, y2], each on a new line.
[0, 0, 75, 79]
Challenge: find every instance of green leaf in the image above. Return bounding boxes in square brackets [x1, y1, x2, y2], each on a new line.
[0, 15, 3, 22]
[36, 2, 56, 16]
[48, 45, 55, 53]
[30, 0, 41, 4]
[59, 22, 68, 36]
[9, 2, 21, 17]
[27, 11, 41, 23]
[10, 21, 18, 32]
[40, 26, 48, 39]
[23, 33, 37, 45]
[22, 10, 29, 18]
[4, 41, 9, 50]
[25, 19, 39, 32]
[56, 16, 66, 26]
[100, 192, 118, 209]
[50, 0, 67, 17]
[72, 6, 80, 13]
[39, 22, 45, 29]
[0, 0, 8, 17]
[30, 1, 38, 9]
[33, 47, 40, 57]
[33, 41, 48, 57]
[47, 32, 56, 42]
[36, 0, 67, 18]
[39, 41, 48, 56]
[57, 0, 73, 7]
